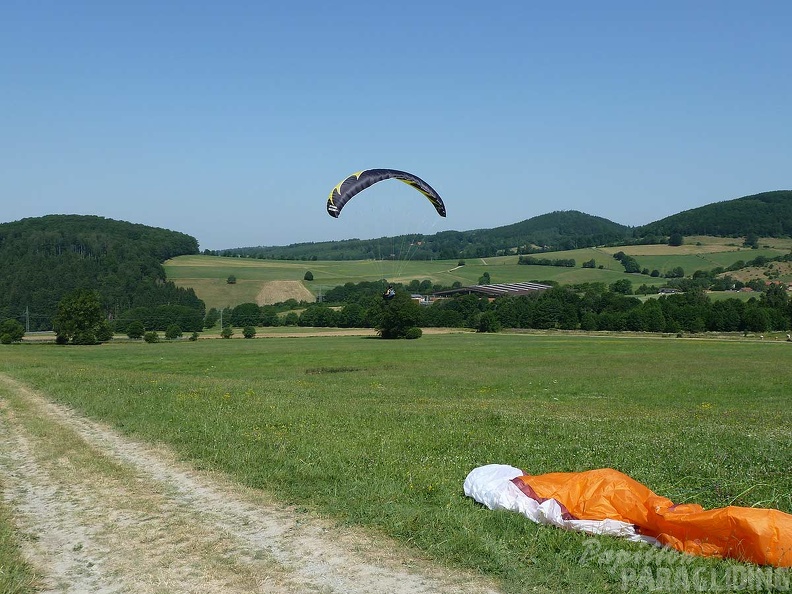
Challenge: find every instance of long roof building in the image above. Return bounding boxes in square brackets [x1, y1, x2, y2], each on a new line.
[433, 281, 553, 298]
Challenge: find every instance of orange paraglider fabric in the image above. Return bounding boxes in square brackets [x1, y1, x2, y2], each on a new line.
[512, 468, 792, 567]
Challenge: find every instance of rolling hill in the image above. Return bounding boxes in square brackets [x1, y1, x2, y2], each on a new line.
[638, 190, 792, 237]
[3, 189, 792, 324]
[219, 190, 792, 260]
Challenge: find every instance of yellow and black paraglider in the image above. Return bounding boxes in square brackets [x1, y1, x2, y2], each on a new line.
[326, 169, 446, 218]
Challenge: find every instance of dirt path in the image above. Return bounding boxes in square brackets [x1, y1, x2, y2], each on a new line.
[0, 374, 499, 594]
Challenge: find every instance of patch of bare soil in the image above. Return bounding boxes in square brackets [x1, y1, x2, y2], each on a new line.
[255, 281, 315, 306]
[0, 373, 499, 594]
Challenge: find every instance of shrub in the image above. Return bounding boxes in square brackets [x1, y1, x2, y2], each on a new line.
[220, 326, 234, 339]
[304, 271, 314, 281]
[0, 319, 25, 343]
[243, 325, 256, 339]
[144, 331, 159, 343]
[72, 331, 98, 345]
[477, 311, 502, 333]
[127, 320, 145, 339]
[165, 324, 183, 340]
[404, 327, 423, 339]
[95, 320, 114, 342]
[189, 332, 199, 341]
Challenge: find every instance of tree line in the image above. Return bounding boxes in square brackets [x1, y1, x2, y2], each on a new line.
[210, 280, 791, 336]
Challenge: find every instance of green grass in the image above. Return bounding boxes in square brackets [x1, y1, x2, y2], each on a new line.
[1, 335, 790, 593]
[165, 236, 787, 309]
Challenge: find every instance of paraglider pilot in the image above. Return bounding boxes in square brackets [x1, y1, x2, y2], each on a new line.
[383, 285, 396, 300]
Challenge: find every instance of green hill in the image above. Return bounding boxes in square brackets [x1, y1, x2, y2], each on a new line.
[0, 215, 203, 331]
[220, 190, 792, 261]
[639, 190, 792, 237]
[220, 210, 633, 261]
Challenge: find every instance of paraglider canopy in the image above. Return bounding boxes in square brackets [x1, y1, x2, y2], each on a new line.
[327, 169, 446, 219]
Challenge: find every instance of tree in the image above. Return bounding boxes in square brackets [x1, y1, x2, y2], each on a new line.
[0, 319, 25, 344]
[227, 275, 237, 284]
[220, 325, 234, 339]
[668, 232, 684, 246]
[243, 325, 256, 338]
[744, 233, 759, 249]
[204, 308, 220, 329]
[231, 302, 261, 327]
[127, 320, 145, 339]
[478, 272, 491, 285]
[53, 289, 107, 345]
[609, 279, 633, 295]
[165, 324, 183, 340]
[477, 311, 501, 333]
[304, 271, 314, 281]
[377, 292, 423, 339]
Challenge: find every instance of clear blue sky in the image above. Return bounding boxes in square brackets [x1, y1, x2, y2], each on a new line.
[2, 1, 790, 251]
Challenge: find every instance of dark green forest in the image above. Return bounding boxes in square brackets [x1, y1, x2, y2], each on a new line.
[0, 215, 203, 331]
[216, 190, 792, 261]
[638, 190, 792, 237]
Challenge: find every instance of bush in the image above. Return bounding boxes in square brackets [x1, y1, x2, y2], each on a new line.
[0, 319, 24, 343]
[127, 320, 145, 339]
[144, 331, 159, 343]
[220, 326, 233, 339]
[404, 327, 423, 339]
[243, 325, 256, 338]
[189, 332, 199, 341]
[72, 331, 98, 345]
[95, 320, 114, 342]
[304, 271, 314, 281]
[165, 324, 183, 340]
[477, 311, 502, 333]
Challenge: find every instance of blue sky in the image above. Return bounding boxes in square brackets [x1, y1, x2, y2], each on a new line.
[2, 1, 790, 251]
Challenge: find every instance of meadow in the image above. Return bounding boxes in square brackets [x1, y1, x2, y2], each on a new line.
[1, 332, 790, 593]
[165, 236, 792, 310]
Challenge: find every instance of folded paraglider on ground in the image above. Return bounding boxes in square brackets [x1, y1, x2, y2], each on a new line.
[464, 464, 792, 567]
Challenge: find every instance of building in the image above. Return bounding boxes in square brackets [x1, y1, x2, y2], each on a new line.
[433, 282, 553, 299]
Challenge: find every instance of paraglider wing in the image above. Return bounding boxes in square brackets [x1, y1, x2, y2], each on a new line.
[464, 464, 792, 567]
[327, 169, 446, 218]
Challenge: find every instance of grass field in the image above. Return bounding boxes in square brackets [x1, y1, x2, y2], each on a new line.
[165, 236, 792, 310]
[1, 333, 790, 593]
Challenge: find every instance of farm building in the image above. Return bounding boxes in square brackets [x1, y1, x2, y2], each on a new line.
[433, 282, 553, 299]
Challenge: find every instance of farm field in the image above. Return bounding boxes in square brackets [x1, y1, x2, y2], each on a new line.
[164, 235, 790, 309]
[1, 333, 790, 593]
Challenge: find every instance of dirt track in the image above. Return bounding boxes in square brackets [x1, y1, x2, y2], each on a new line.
[0, 373, 499, 594]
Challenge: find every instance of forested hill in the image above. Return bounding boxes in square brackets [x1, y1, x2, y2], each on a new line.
[220, 190, 792, 261]
[220, 210, 633, 261]
[0, 215, 203, 331]
[638, 190, 792, 237]
[470, 210, 631, 250]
